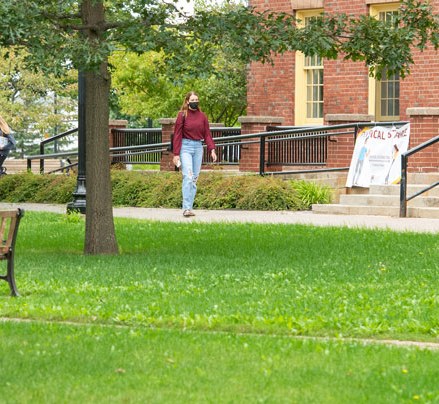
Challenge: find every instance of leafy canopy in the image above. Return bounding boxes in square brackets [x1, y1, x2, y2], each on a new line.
[1, 0, 438, 80]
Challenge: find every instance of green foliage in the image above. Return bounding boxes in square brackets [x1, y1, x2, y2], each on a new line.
[0, 1, 437, 81]
[0, 48, 78, 157]
[109, 49, 246, 126]
[0, 173, 76, 203]
[65, 209, 84, 223]
[292, 179, 332, 209]
[0, 171, 332, 210]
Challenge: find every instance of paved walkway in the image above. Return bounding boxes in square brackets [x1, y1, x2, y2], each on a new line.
[1, 202, 438, 233]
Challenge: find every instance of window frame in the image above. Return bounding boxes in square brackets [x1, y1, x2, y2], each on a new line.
[295, 10, 324, 126]
[368, 3, 401, 121]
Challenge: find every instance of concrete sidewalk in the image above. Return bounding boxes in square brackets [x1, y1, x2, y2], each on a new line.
[1, 202, 438, 233]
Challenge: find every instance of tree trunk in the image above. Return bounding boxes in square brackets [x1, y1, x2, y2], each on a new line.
[82, 0, 119, 255]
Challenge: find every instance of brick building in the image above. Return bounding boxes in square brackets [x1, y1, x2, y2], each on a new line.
[243, 0, 439, 172]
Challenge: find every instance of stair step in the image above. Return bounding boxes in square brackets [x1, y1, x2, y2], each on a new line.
[340, 194, 439, 208]
[407, 172, 439, 184]
[312, 204, 400, 217]
[312, 204, 439, 219]
[369, 184, 439, 197]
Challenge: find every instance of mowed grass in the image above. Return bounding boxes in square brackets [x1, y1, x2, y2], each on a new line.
[1, 211, 438, 403]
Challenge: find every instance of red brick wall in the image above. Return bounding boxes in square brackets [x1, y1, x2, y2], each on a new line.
[238, 116, 284, 171]
[247, 0, 295, 124]
[247, 55, 296, 125]
[400, 2, 439, 122]
[323, 0, 369, 120]
[247, 0, 439, 125]
[407, 109, 439, 172]
[245, 0, 439, 172]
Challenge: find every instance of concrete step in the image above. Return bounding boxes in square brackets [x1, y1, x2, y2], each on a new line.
[407, 172, 439, 184]
[312, 204, 401, 217]
[369, 184, 439, 197]
[340, 194, 439, 208]
[312, 203, 439, 219]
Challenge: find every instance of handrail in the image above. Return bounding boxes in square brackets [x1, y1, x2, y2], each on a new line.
[26, 121, 408, 175]
[399, 134, 439, 217]
[39, 128, 78, 173]
[40, 128, 78, 145]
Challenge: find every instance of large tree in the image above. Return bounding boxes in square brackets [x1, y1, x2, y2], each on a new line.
[0, 0, 437, 254]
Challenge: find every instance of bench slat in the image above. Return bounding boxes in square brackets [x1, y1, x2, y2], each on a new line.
[0, 209, 24, 296]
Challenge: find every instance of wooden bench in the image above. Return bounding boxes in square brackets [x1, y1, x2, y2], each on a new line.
[0, 209, 24, 296]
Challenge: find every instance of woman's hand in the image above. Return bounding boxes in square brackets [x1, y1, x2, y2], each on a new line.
[211, 150, 217, 163]
[173, 155, 181, 167]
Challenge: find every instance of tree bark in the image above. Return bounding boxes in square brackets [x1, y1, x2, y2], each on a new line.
[82, 0, 119, 255]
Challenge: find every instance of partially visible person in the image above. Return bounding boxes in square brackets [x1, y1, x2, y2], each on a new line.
[0, 115, 16, 175]
[172, 91, 217, 217]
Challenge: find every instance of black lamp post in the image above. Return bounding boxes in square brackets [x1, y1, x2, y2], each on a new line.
[67, 71, 86, 213]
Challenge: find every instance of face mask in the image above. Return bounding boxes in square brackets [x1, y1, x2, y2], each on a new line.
[188, 102, 199, 110]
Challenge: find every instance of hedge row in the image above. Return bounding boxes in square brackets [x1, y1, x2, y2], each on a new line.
[0, 171, 332, 211]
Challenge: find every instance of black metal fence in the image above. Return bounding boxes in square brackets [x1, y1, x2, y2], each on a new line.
[111, 128, 162, 164]
[205, 127, 242, 164]
[400, 134, 439, 217]
[267, 126, 327, 165]
[28, 122, 410, 180]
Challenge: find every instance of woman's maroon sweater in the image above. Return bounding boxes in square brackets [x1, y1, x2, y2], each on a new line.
[173, 109, 216, 155]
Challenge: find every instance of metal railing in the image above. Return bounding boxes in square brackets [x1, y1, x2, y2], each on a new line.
[205, 127, 242, 164]
[399, 135, 439, 217]
[256, 122, 408, 176]
[111, 128, 162, 165]
[267, 126, 327, 166]
[35, 128, 78, 173]
[26, 121, 410, 178]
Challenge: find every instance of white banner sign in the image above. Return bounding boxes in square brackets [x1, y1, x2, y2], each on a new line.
[346, 123, 410, 188]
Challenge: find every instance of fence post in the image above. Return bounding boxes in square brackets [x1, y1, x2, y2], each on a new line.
[259, 136, 266, 175]
[108, 120, 128, 148]
[238, 116, 284, 172]
[159, 118, 176, 172]
[108, 120, 128, 165]
[325, 114, 373, 169]
[400, 154, 408, 217]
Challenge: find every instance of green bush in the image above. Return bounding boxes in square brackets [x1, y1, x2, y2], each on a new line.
[292, 179, 333, 209]
[0, 171, 332, 210]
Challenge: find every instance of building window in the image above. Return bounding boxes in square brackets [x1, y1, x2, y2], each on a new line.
[305, 54, 324, 119]
[295, 11, 324, 125]
[370, 5, 400, 121]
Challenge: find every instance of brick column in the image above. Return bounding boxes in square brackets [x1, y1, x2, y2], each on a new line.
[159, 118, 176, 172]
[108, 120, 128, 148]
[108, 120, 128, 166]
[406, 108, 439, 172]
[238, 116, 284, 172]
[325, 114, 373, 169]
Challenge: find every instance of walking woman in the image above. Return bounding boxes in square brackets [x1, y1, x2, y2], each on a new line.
[0, 115, 16, 175]
[172, 91, 217, 217]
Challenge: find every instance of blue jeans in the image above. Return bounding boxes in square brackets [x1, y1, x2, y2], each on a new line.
[180, 139, 203, 210]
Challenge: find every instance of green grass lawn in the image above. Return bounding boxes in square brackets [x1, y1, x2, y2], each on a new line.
[1, 211, 438, 403]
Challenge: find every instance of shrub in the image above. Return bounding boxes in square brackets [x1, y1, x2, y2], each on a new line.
[292, 180, 332, 209]
[0, 171, 332, 211]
